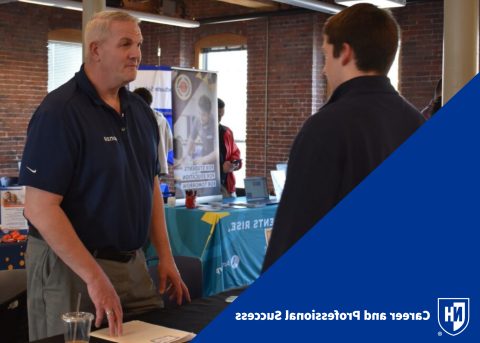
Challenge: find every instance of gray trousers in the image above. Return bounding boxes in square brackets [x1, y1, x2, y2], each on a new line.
[26, 237, 163, 341]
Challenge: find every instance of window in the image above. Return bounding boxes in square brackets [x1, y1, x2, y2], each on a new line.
[47, 29, 83, 93]
[195, 34, 248, 189]
[48, 40, 82, 93]
[202, 47, 247, 188]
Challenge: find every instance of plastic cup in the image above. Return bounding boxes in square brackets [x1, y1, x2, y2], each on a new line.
[62, 312, 94, 343]
[168, 196, 176, 207]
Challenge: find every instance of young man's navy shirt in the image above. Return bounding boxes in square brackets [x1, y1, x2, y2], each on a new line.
[262, 76, 426, 272]
[19, 65, 160, 251]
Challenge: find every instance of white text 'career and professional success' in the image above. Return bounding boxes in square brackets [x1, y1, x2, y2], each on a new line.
[235, 310, 430, 321]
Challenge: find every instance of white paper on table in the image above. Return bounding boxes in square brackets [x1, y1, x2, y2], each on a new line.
[90, 320, 196, 343]
[197, 205, 226, 211]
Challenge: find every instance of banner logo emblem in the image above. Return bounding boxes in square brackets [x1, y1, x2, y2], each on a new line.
[438, 298, 469, 336]
[174, 74, 192, 101]
[230, 255, 240, 269]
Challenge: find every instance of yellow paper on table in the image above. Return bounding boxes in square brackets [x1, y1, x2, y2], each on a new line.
[90, 320, 196, 343]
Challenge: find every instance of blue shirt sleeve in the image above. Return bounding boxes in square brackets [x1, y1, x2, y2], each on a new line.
[19, 108, 78, 196]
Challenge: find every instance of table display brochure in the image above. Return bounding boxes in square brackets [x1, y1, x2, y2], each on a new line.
[90, 320, 196, 343]
[1, 186, 28, 233]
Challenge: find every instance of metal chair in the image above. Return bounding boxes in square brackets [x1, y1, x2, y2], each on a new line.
[146, 255, 203, 308]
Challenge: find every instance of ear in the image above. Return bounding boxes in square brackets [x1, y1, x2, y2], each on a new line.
[89, 41, 101, 62]
[340, 43, 354, 67]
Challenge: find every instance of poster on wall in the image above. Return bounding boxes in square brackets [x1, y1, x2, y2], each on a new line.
[128, 65, 173, 165]
[171, 67, 222, 205]
[1, 186, 28, 233]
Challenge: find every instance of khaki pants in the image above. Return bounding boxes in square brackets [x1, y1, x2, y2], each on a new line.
[26, 237, 162, 341]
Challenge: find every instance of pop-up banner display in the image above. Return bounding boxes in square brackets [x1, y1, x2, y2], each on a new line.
[171, 68, 222, 206]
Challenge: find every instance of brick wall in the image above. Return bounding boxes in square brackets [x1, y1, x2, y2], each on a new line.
[0, 3, 81, 177]
[394, 2, 444, 110]
[0, 1, 447, 182]
[312, 13, 328, 113]
[246, 14, 324, 179]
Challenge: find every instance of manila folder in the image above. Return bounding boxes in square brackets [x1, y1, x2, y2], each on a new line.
[90, 320, 196, 343]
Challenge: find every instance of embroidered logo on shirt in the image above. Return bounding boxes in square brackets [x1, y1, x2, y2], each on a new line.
[104, 136, 118, 142]
[27, 167, 37, 173]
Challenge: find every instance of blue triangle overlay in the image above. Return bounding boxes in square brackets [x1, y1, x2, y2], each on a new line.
[192, 74, 480, 342]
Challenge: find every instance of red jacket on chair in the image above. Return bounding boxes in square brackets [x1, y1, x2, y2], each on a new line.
[220, 124, 242, 194]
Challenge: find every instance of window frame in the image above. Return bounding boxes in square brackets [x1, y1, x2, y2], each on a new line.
[194, 34, 247, 69]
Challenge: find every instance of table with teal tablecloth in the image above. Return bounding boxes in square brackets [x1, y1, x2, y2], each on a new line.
[146, 203, 277, 296]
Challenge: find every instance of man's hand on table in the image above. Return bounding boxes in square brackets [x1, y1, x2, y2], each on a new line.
[88, 271, 123, 337]
[158, 258, 191, 306]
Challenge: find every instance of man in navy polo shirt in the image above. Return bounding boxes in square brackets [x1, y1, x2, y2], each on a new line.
[19, 12, 189, 340]
[262, 4, 426, 273]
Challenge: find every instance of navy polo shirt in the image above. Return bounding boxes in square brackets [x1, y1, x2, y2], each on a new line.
[19, 65, 160, 251]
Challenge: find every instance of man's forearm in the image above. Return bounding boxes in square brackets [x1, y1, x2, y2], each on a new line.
[149, 177, 173, 261]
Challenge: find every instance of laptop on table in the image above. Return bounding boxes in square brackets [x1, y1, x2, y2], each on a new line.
[241, 177, 279, 205]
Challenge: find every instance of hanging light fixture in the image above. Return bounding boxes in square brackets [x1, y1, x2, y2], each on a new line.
[15, 0, 200, 28]
[334, 0, 406, 8]
[273, 0, 342, 14]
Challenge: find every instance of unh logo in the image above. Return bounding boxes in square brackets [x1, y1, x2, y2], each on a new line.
[438, 298, 469, 336]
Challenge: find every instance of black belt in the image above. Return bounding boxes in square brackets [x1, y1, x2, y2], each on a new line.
[90, 249, 136, 263]
[28, 226, 136, 263]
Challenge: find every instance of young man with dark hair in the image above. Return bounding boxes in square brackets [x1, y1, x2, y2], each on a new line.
[218, 98, 242, 198]
[262, 3, 425, 273]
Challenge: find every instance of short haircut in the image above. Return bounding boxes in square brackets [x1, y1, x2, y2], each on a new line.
[324, 3, 399, 75]
[84, 11, 141, 61]
[218, 98, 225, 109]
[133, 87, 153, 106]
[198, 95, 212, 114]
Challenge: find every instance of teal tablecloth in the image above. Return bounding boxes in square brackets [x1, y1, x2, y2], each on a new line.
[146, 203, 278, 296]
